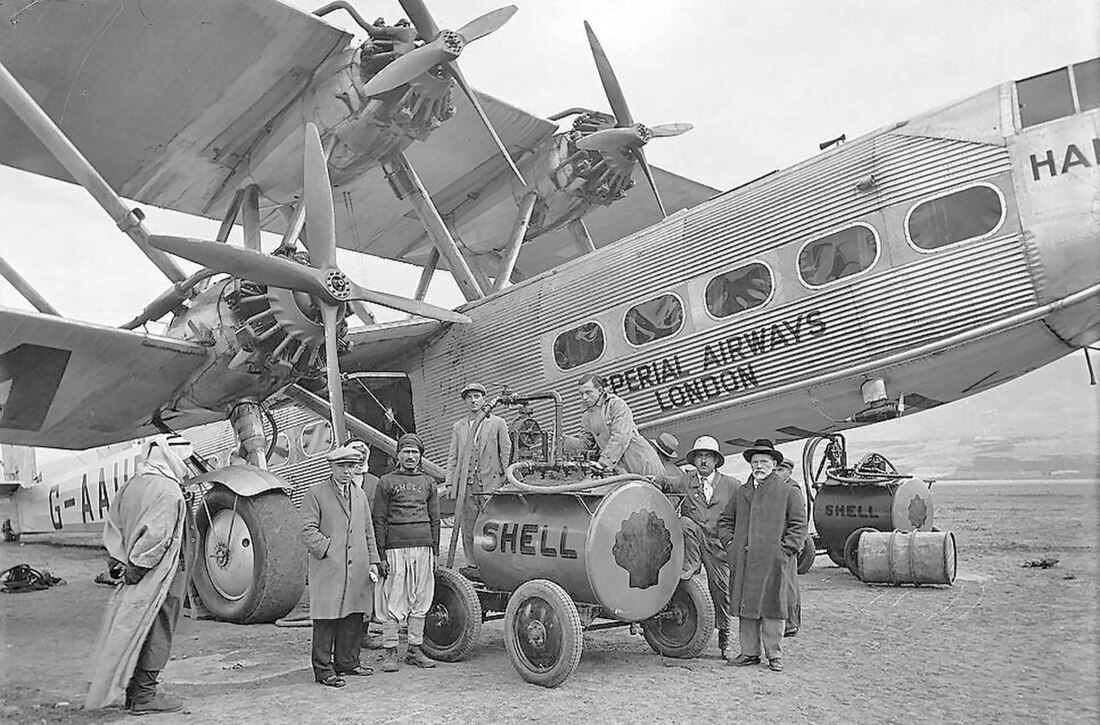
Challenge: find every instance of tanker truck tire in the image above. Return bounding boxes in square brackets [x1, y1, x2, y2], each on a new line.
[797, 537, 816, 575]
[843, 527, 877, 578]
[641, 576, 715, 659]
[422, 567, 483, 662]
[191, 487, 306, 624]
[826, 546, 847, 568]
[504, 579, 583, 688]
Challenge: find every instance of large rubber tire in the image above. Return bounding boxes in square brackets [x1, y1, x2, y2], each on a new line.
[191, 487, 306, 623]
[826, 546, 847, 568]
[503, 579, 583, 688]
[422, 567, 482, 662]
[641, 576, 715, 659]
[844, 527, 878, 578]
[797, 537, 816, 575]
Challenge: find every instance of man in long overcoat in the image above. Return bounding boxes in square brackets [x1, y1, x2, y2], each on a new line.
[565, 373, 664, 476]
[301, 445, 382, 687]
[777, 457, 806, 636]
[718, 439, 807, 672]
[445, 382, 511, 574]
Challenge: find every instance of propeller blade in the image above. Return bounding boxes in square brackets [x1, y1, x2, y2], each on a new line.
[398, 0, 440, 40]
[302, 123, 336, 270]
[631, 147, 667, 219]
[649, 122, 693, 138]
[448, 64, 526, 186]
[455, 5, 517, 42]
[320, 303, 348, 445]
[149, 235, 327, 297]
[347, 280, 471, 324]
[575, 126, 645, 153]
[360, 42, 458, 97]
[584, 21, 633, 126]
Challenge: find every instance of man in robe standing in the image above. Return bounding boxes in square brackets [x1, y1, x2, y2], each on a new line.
[565, 374, 663, 476]
[719, 439, 807, 672]
[445, 382, 511, 577]
[301, 445, 382, 687]
[85, 434, 194, 714]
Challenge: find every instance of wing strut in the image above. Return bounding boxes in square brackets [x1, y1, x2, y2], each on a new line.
[0, 61, 187, 284]
[493, 192, 537, 292]
[0, 253, 59, 315]
[568, 220, 597, 255]
[413, 248, 440, 303]
[383, 153, 485, 301]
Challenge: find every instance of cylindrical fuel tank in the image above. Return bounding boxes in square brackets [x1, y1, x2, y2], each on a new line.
[473, 481, 683, 622]
[813, 477, 934, 550]
[857, 530, 957, 586]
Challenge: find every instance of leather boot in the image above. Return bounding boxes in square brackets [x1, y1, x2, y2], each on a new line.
[717, 629, 731, 660]
[405, 644, 436, 669]
[130, 693, 184, 716]
[380, 648, 400, 673]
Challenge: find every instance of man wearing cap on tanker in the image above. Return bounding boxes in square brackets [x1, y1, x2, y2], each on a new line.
[445, 382, 511, 577]
[86, 434, 195, 714]
[776, 457, 806, 637]
[565, 373, 664, 476]
[374, 433, 441, 672]
[301, 444, 382, 687]
[719, 439, 807, 672]
[666, 436, 738, 659]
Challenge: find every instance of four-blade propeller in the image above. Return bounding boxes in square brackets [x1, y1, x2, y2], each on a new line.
[581, 21, 692, 218]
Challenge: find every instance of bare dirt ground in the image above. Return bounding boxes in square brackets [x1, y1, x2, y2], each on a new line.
[1, 481, 1096, 725]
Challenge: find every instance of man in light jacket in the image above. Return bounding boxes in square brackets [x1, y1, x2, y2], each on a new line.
[565, 373, 664, 476]
[301, 445, 382, 687]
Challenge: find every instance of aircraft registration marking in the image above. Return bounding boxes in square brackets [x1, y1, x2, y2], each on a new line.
[1028, 137, 1100, 180]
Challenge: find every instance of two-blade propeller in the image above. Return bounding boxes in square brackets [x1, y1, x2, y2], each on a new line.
[362, 0, 526, 187]
[580, 21, 692, 218]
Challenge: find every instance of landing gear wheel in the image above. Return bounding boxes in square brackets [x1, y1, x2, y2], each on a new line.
[191, 486, 306, 623]
[642, 575, 715, 659]
[826, 546, 847, 568]
[844, 527, 878, 578]
[797, 537, 816, 575]
[422, 567, 482, 662]
[504, 579, 583, 688]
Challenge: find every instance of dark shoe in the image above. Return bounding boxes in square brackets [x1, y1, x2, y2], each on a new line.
[381, 648, 400, 673]
[727, 654, 761, 667]
[717, 629, 731, 660]
[405, 644, 436, 669]
[768, 658, 784, 672]
[316, 674, 346, 688]
[784, 627, 799, 637]
[337, 665, 374, 676]
[130, 694, 183, 715]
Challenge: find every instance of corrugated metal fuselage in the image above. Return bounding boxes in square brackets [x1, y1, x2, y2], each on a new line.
[401, 80, 1100, 463]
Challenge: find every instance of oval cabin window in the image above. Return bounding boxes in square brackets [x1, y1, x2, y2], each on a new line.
[553, 322, 605, 370]
[705, 263, 773, 319]
[907, 185, 1004, 251]
[268, 433, 292, 467]
[798, 224, 878, 287]
[624, 294, 684, 346]
[300, 420, 334, 457]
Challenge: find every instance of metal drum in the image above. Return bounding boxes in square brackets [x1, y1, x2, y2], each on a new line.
[473, 481, 683, 621]
[857, 530, 957, 586]
[813, 477, 935, 551]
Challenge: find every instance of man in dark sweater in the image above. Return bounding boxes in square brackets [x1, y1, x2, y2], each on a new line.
[373, 433, 440, 672]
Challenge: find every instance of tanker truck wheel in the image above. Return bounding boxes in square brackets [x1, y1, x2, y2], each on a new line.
[504, 579, 583, 688]
[797, 537, 816, 575]
[642, 576, 715, 659]
[826, 546, 847, 568]
[191, 486, 306, 623]
[422, 567, 483, 662]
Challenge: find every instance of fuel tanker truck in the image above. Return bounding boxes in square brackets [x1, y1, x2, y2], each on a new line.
[420, 391, 715, 688]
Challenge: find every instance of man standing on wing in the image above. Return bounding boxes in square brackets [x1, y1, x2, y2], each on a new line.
[445, 382, 511, 578]
[719, 439, 807, 672]
[86, 434, 194, 714]
[374, 433, 441, 672]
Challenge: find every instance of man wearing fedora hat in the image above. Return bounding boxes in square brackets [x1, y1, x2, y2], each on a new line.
[649, 432, 684, 482]
[668, 435, 738, 659]
[445, 382, 511, 576]
[776, 458, 805, 637]
[300, 444, 383, 687]
[718, 439, 807, 672]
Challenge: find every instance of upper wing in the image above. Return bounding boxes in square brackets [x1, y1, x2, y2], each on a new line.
[0, 0, 348, 217]
[340, 319, 444, 372]
[0, 308, 216, 449]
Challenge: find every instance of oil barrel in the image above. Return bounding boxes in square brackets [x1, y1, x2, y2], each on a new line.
[472, 481, 683, 621]
[813, 477, 934, 551]
[856, 530, 956, 586]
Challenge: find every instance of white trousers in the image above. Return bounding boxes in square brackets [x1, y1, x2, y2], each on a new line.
[380, 547, 435, 647]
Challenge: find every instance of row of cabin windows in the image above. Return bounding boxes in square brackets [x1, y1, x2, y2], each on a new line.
[552, 182, 1006, 371]
[1017, 58, 1099, 129]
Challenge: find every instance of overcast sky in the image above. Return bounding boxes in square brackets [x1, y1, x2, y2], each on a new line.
[1, 0, 1096, 462]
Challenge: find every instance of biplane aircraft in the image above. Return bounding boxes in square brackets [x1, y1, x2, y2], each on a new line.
[1, 0, 1098, 627]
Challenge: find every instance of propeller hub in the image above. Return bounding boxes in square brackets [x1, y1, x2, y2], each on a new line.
[634, 123, 652, 144]
[324, 269, 353, 301]
[440, 30, 465, 57]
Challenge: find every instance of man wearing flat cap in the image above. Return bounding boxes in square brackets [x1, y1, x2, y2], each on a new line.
[776, 458, 806, 637]
[718, 439, 807, 672]
[301, 444, 382, 687]
[666, 435, 737, 659]
[374, 433, 441, 672]
[445, 382, 511, 576]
